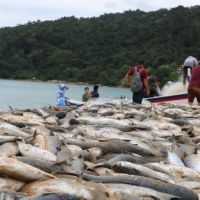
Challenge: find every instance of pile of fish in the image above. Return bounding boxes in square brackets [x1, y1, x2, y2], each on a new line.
[0, 103, 200, 199]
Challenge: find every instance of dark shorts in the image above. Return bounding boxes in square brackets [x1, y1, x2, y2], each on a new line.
[188, 87, 200, 103]
[132, 90, 145, 104]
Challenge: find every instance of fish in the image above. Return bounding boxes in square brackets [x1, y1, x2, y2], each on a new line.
[0, 142, 18, 158]
[97, 108, 115, 116]
[91, 154, 145, 169]
[55, 111, 67, 119]
[105, 184, 179, 200]
[63, 158, 85, 174]
[31, 108, 49, 117]
[81, 173, 198, 200]
[18, 142, 57, 162]
[33, 135, 46, 149]
[72, 150, 92, 162]
[44, 116, 58, 125]
[44, 136, 61, 155]
[145, 163, 200, 179]
[0, 192, 27, 200]
[87, 147, 102, 159]
[0, 114, 43, 127]
[0, 177, 25, 191]
[172, 119, 191, 126]
[0, 135, 18, 145]
[23, 112, 44, 124]
[56, 147, 72, 164]
[15, 157, 62, 173]
[0, 123, 30, 137]
[65, 139, 156, 156]
[93, 167, 116, 176]
[167, 151, 185, 167]
[21, 178, 108, 200]
[60, 113, 78, 128]
[124, 109, 147, 121]
[176, 180, 200, 190]
[184, 154, 200, 173]
[67, 145, 83, 157]
[31, 126, 50, 136]
[110, 192, 140, 200]
[21, 193, 80, 200]
[77, 116, 130, 127]
[112, 161, 175, 183]
[0, 158, 55, 181]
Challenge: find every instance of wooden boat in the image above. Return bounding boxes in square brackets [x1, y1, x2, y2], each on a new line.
[144, 93, 188, 104]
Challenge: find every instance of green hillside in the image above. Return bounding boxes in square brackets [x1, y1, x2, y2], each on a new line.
[0, 6, 200, 85]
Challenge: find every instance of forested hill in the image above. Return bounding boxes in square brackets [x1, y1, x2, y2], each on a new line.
[0, 6, 200, 86]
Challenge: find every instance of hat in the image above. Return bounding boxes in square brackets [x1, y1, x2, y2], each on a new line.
[59, 83, 68, 91]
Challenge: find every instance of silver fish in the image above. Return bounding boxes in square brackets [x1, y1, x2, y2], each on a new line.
[44, 136, 61, 155]
[0, 142, 18, 158]
[21, 193, 79, 200]
[0, 177, 25, 191]
[167, 151, 185, 167]
[18, 142, 57, 162]
[184, 154, 200, 173]
[56, 147, 72, 164]
[0, 158, 55, 181]
[112, 161, 175, 183]
[21, 178, 107, 200]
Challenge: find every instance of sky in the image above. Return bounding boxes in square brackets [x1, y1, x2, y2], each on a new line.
[0, 0, 199, 27]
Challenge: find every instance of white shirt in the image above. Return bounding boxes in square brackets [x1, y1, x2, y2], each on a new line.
[183, 56, 198, 68]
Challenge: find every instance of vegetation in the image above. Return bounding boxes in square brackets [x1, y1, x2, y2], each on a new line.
[0, 6, 199, 86]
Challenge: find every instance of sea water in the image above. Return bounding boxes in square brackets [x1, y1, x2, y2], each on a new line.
[0, 79, 132, 110]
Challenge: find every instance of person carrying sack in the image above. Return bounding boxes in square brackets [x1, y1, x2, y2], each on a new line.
[126, 60, 150, 104]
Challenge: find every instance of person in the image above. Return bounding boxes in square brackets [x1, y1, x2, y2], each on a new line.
[188, 63, 200, 106]
[182, 56, 198, 85]
[82, 87, 90, 102]
[56, 83, 68, 106]
[91, 85, 99, 98]
[126, 60, 150, 104]
[149, 77, 161, 97]
[177, 65, 183, 74]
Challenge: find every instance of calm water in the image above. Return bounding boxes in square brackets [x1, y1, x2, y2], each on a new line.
[0, 79, 131, 110]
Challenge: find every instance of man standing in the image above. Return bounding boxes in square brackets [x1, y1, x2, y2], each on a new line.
[126, 60, 150, 104]
[188, 63, 200, 106]
[183, 56, 198, 85]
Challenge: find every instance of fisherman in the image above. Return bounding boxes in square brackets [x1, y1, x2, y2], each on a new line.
[126, 60, 150, 104]
[182, 56, 198, 85]
[91, 85, 100, 98]
[82, 87, 90, 102]
[188, 62, 200, 106]
[56, 83, 68, 106]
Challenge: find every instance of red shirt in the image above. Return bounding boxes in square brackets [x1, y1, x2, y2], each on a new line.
[128, 65, 148, 88]
[189, 66, 200, 88]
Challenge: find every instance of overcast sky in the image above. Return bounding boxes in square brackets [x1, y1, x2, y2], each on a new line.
[0, 0, 199, 27]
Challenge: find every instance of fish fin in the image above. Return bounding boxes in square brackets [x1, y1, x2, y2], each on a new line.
[55, 160, 67, 165]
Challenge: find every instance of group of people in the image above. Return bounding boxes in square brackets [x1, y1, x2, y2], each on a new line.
[56, 56, 200, 106]
[126, 56, 200, 105]
[82, 85, 100, 102]
[56, 84, 100, 106]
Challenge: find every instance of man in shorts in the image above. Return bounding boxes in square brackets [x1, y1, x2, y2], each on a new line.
[188, 63, 200, 106]
[183, 56, 198, 85]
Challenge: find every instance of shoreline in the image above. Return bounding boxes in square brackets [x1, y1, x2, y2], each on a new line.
[0, 78, 128, 88]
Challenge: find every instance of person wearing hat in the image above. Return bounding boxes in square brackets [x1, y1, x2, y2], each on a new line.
[56, 83, 69, 106]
